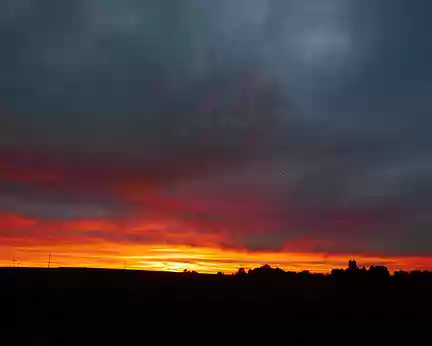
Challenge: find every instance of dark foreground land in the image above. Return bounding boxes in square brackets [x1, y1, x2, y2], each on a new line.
[1, 266, 431, 341]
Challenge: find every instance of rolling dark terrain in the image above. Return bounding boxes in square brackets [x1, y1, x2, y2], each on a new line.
[1, 264, 431, 342]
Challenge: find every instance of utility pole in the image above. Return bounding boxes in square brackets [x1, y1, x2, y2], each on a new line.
[12, 254, 16, 268]
[48, 252, 51, 269]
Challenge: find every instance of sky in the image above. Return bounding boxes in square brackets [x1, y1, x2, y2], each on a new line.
[1, 0, 432, 273]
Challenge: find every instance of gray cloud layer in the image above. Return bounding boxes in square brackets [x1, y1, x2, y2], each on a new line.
[1, 0, 432, 256]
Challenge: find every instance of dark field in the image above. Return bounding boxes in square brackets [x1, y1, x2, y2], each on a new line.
[1, 267, 430, 342]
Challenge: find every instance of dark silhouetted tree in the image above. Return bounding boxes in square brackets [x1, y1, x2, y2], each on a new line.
[236, 268, 247, 277]
[348, 260, 358, 271]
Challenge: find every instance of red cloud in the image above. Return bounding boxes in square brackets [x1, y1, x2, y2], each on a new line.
[0, 213, 37, 229]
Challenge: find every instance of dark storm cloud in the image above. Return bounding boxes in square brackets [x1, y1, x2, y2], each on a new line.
[1, 0, 432, 256]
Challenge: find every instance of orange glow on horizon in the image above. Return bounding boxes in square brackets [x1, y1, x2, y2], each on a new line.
[1, 211, 432, 273]
[1, 242, 432, 274]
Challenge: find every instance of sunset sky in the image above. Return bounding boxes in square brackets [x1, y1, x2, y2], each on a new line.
[1, 0, 432, 273]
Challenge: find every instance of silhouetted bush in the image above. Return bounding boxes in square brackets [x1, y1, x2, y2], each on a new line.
[248, 264, 286, 278]
[331, 269, 344, 279]
[368, 265, 390, 278]
[394, 270, 408, 278]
